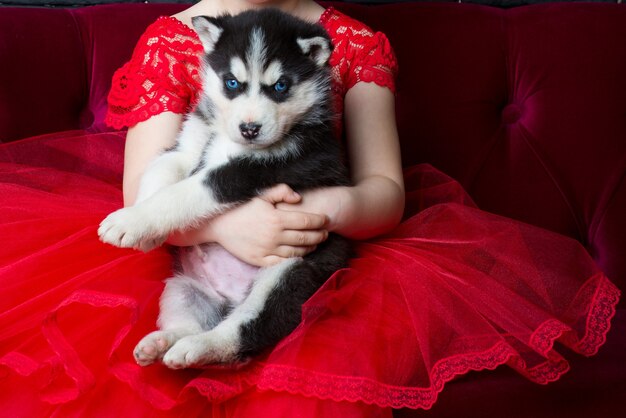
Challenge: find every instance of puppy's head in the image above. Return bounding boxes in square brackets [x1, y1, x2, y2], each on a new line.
[192, 9, 333, 149]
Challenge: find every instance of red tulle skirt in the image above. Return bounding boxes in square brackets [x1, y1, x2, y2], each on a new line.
[0, 131, 620, 417]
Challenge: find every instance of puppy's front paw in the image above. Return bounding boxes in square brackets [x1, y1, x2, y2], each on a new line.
[98, 207, 166, 251]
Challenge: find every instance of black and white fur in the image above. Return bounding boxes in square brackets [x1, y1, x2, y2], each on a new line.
[98, 9, 351, 368]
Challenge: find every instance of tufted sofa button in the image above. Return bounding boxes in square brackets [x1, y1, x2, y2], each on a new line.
[502, 104, 522, 124]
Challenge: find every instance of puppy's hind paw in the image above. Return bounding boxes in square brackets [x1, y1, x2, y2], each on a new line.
[134, 330, 179, 366]
[162, 332, 240, 369]
[162, 335, 208, 369]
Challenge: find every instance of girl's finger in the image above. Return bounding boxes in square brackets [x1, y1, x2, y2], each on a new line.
[279, 210, 328, 230]
[280, 230, 328, 247]
[273, 245, 318, 259]
[260, 184, 301, 205]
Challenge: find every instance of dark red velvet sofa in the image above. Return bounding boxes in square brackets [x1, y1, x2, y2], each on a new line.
[1, 1, 624, 416]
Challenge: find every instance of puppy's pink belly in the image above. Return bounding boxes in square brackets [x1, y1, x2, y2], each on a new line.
[179, 243, 259, 304]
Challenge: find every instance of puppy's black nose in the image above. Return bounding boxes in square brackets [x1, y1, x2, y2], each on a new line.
[239, 122, 261, 140]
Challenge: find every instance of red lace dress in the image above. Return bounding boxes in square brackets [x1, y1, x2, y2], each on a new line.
[0, 7, 620, 418]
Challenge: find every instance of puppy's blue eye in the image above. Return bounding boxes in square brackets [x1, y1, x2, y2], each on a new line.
[274, 81, 288, 92]
[225, 79, 239, 90]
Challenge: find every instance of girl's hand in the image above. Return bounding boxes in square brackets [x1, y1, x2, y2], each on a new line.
[208, 184, 330, 267]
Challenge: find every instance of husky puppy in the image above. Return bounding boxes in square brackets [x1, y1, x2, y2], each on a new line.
[98, 9, 351, 368]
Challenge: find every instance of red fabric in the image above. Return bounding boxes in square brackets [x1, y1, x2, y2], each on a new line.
[105, 17, 203, 130]
[105, 7, 398, 130]
[0, 130, 619, 415]
[0, 2, 624, 417]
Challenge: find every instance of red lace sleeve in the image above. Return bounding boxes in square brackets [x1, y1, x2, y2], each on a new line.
[105, 17, 203, 129]
[321, 8, 398, 96]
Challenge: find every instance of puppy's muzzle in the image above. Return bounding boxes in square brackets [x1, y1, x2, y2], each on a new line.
[239, 122, 262, 140]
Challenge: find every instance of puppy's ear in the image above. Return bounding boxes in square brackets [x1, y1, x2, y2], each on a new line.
[297, 36, 332, 67]
[192, 16, 224, 54]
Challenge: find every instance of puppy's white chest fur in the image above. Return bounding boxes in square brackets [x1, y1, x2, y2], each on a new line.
[180, 115, 249, 172]
[204, 134, 248, 170]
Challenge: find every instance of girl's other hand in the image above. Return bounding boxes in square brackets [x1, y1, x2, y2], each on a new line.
[209, 184, 329, 267]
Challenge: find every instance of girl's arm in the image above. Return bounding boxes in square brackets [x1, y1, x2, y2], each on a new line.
[123, 112, 183, 207]
[276, 82, 405, 239]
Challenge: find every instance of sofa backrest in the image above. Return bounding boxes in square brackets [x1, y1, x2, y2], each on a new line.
[0, 2, 625, 291]
[0, 4, 184, 140]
